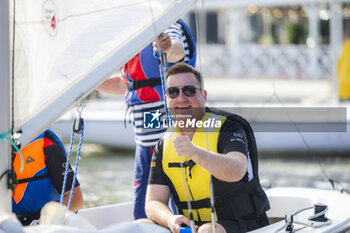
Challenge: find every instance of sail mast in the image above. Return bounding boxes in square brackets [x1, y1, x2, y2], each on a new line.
[0, 0, 12, 211]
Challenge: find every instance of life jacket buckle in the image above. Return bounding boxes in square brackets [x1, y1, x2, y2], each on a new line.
[126, 82, 135, 91]
[7, 169, 18, 192]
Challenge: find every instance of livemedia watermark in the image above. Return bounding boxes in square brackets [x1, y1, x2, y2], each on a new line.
[141, 107, 347, 133]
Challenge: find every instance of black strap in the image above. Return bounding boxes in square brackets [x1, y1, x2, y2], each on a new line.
[127, 78, 162, 91]
[0, 169, 10, 182]
[178, 197, 212, 210]
[168, 160, 195, 168]
[17, 173, 49, 184]
[168, 160, 196, 178]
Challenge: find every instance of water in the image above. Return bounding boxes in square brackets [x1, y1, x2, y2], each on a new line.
[70, 144, 135, 208]
[259, 156, 350, 190]
[70, 143, 350, 208]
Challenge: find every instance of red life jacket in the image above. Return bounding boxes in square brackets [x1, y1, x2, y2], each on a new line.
[124, 19, 196, 105]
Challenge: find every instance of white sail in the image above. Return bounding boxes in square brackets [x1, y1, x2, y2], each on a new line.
[12, 0, 198, 145]
[1, 0, 199, 212]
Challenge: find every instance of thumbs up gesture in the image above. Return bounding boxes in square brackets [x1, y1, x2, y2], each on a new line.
[172, 131, 198, 159]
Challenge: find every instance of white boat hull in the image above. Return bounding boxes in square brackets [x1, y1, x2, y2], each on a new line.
[254, 187, 350, 232]
[1, 187, 349, 233]
[76, 187, 350, 232]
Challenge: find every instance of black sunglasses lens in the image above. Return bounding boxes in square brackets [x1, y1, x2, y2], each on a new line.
[182, 86, 196, 97]
[167, 87, 180, 98]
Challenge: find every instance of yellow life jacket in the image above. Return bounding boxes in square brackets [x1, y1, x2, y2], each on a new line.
[163, 112, 226, 222]
[338, 40, 350, 100]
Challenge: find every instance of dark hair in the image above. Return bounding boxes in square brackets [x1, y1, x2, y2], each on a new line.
[166, 62, 203, 87]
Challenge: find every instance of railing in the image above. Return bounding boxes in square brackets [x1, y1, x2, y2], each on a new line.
[200, 44, 332, 79]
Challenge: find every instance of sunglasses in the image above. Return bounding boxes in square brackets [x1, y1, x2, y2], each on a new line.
[166, 85, 202, 99]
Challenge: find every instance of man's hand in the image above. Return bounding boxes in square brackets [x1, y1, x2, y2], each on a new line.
[153, 33, 172, 53]
[172, 135, 198, 159]
[167, 215, 196, 233]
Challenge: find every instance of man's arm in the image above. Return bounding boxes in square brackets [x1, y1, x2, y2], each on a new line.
[145, 184, 192, 233]
[96, 76, 127, 95]
[173, 135, 248, 182]
[62, 186, 83, 212]
[44, 136, 84, 212]
[145, 184, 172, 226]
[147, 139, 194, 233]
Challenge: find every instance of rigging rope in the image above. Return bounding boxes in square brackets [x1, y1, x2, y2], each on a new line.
[68, 122, 84, 209]
[194, 3, 203, 80]
[273, 205, 332, 233]
[178, 151, 197, 233]
[147, 1, 197, 232]
[60, 104, 84, 210]
[256, 0, 344, 192]
[148, 0, 170, 122]
[194, 2, 217, 232]
[204, 129, 216, 233]
[153, 51, 171, 122]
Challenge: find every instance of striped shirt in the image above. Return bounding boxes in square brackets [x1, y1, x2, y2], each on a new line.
[131, 101, 167, 147]
[131, 22, 192, 147]
[165, 21, 192, 63]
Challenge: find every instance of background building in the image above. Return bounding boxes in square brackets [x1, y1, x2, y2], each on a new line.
[185, 0, 350, 80]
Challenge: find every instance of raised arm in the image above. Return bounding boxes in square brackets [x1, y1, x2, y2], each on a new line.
[96, 76, 127, 95]
[153, 33, 185, 63]
[172, 135, 248, 182]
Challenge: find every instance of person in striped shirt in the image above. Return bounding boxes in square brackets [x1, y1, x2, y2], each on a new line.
[97, 19, 196, 219]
